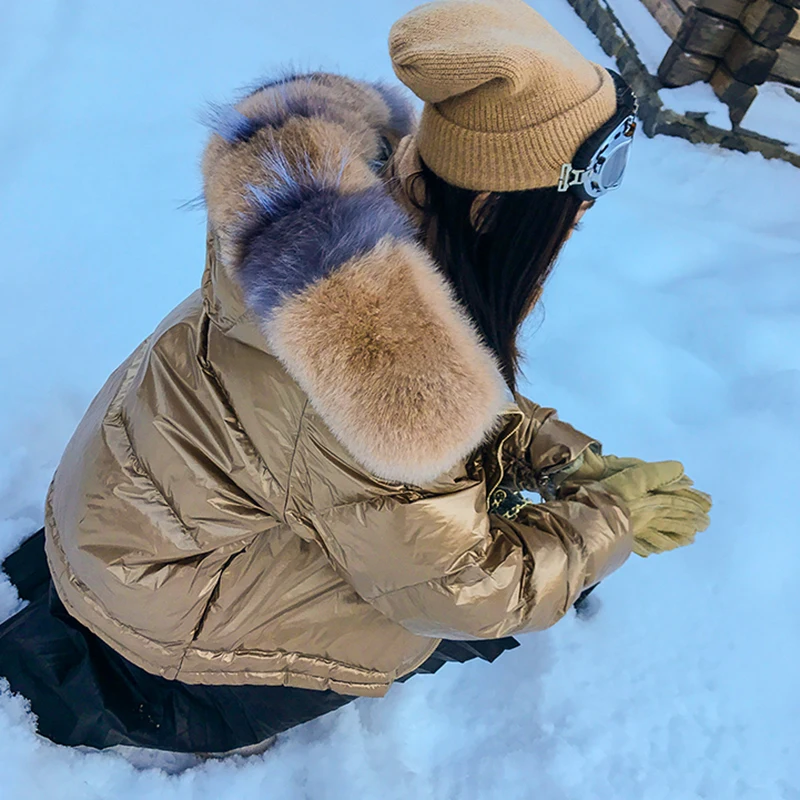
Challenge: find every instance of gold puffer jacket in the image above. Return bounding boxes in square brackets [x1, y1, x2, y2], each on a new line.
[44, 73, 632, 696]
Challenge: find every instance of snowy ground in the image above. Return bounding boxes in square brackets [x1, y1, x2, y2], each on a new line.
[746, 82, 800, 152]
[2, 0, 799, 798]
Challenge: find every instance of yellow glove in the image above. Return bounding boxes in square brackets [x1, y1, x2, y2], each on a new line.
[569, 448, 645, 482]
[569, 451, 712, 557]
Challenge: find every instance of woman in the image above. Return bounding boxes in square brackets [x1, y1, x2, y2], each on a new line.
[0, 0, 710, 756]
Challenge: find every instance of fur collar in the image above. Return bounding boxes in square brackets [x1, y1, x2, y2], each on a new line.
[201, 73, 509, 486]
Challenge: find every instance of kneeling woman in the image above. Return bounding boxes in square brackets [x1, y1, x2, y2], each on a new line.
[0, 0, 710, 755]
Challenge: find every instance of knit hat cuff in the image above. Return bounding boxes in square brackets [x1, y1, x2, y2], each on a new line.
[416, 64, 617, 191]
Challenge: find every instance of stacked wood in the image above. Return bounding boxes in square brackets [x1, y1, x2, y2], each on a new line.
[658, 5, 745, 84]
[709, 64, 760, 122]
[712, 2, 797, 120]
[643, 0, 800, 120]
[723, 28, 781, 81]
[676, 7, 740, 55]
[659, 42, 718, 84]
[672, 0, 751, 20]
[741, 0, 798, 46]
[771, 14, 800, 85]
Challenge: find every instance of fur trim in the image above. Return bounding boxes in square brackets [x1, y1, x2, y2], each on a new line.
[203, 73, 415, 151]
[202, 104, 261, 144]
[201, 73, 508, 485]
[372, 81, 418, 139]
[239, 168, 414, 317]
[201, 73, 416, 264]
[264, 238, 509, 486]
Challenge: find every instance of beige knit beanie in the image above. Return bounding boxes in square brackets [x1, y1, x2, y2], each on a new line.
[389, 0, 617, 191]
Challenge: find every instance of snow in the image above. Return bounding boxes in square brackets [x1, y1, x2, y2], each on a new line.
[658, 72, 800, 144]
[744, 82, 800, 153]
[2, 0, 799, 798]
[603, 0, 673, 73]
[659, 82, 733, 129]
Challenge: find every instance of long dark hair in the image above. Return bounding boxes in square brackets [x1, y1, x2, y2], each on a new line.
[412, 159, 583, 393]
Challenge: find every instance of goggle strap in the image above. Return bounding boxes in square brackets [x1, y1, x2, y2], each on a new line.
[557, 163, 586, 193]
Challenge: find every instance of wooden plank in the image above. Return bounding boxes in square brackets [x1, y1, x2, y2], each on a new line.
[677, 7, 739, 56]
[645, 0, 750, 28]
[724, 30, 781, 83]
[638, 0, 685, 39]
[771, 38, 800, 84]
[696, 0, 750, 20]
[658, 40, 717, 84]
[742, 0, 798, 48]
[710, 64, 758, 124]
[787, 15, 800, 42]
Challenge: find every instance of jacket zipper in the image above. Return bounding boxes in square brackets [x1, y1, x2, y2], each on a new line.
[485, 410, 588, 503]
[486, 409, 526, 499]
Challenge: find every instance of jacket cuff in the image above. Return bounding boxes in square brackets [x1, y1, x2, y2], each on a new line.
[529, 416, 600, 500]
[501, 394, 599, 499]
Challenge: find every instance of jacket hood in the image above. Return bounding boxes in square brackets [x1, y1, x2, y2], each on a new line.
[200, 72, 510, 486]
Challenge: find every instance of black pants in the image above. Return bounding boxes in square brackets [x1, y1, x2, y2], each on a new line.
[0, 530, 519, 753]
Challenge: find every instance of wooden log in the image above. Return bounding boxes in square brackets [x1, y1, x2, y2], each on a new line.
[723, 30, 781, 82]
[770, 38, 800, 84]
[675, 0, 751, 18]
[710, 63, 759, 124]
[638, 0, 685, 39]
[741, 0, 799, 48]
[695, 0, 751, 20]
[658, 41, 718, 85]
[676, 7, 739, 56]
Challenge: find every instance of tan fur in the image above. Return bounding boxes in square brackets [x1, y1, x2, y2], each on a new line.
[264, 237, 509, 486]
[202, 84, 386, 270]
[200, 74, 505, 485]
[202, 127, 275, 231]
[272, 117, 379, 195]
[291, 74, 393, 129]
[237, 78, 388, 159]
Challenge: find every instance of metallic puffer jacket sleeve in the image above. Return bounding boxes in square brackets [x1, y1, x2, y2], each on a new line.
[488, 393, 602, 499]
[303, 471, 632, 640]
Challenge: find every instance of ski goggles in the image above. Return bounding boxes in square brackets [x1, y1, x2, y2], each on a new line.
[557, 70, 638, 201]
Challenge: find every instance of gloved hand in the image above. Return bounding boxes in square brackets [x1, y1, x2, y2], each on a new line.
[567, 449, 712, 557]
[569, 448, 646, 482]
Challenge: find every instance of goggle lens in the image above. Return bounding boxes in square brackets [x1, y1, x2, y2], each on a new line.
[600, 142, 630, 190]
